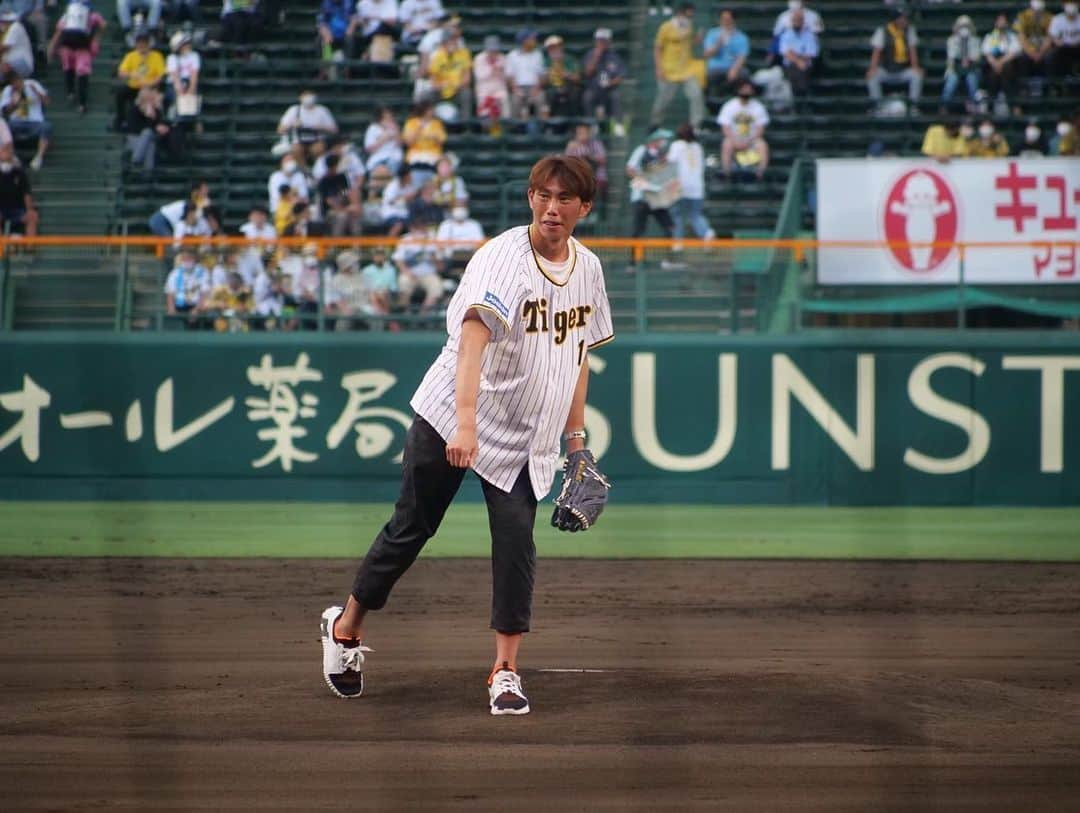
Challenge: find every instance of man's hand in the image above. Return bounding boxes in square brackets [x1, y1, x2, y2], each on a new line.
[446, 425, 478, 468]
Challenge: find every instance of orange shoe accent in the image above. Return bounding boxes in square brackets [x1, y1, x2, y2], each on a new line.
[488, 660, 517, 685]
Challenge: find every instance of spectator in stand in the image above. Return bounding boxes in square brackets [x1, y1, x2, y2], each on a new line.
[650, 3, 705, 129]
[921, 109, 972, 162]
[220, 0, 263, 48]
[268, 153, 310, 211]
[313, 134, 365, 188]
[427, 22, 472, 118]
[0, 10, 33, 80]
[173, 200, 212, 247]
[414, 12, 453, 101]
[982, 14, 1022, 113]
[363, 106, 403, 194]
[1, 75, 51, 172]
[401, 101, 445, 181]
[1049, 3, 1080, 79]
[47, 1, 106, 115]
[380, 164, 416, 236]
[166, 30, 200, 107]
[398, 0, 443, 48]
[273, 184, 297, 233]
[582, 27, 626, 136]
[117, 1, 162, 46]
[1016, 119, 1048, 156]
[1051, 111, 1079, 154]
[148, 179, 209, 236]
[13, 1, 49, 69]
[170, 0, 201, 27]
[626, 128, 676, 239]
[277, 90, 338, 167]
[1014, 0, 1054, 87]
[114, 30, 165, 132]
[125, 86, 170, 173]
[408, 179, 443, 226]
[667, 122, 713, 240]
[431, 154, 466, 210]
[967, 119, 1010, 157]
[253, 262, 285, 325]
[356, 0, 400, 58]
[779, 7, 818, 98]
[867, 8, 923, 113]
[704, 9, 749, 102]
[393, 218, 443, 312]
[291, 245, 323, 329]
[318, 0, 360, 73]
[565, 122, 608, 208]
[164, 248, 209, 323]
[328, 250, 367, 329]
[717, 80, 769, 180]
[435, 204, 483, 277]
[238, 205, 274, 282]
[0, 117, 10, 149]
[542, 35, 580, 120]
[359, 246, 398, 322]
[773, 0, 823, 38]
[317, 152, 363, 236]
[506, 29, 548, 126]
[474, 35, 509, 126]
[942, 15, 981, 112]
[0, 141, 37, 236]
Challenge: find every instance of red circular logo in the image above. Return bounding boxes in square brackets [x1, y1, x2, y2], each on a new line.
[881, 169, 959, 273]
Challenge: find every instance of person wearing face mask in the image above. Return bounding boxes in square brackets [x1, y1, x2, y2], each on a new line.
[267, 152, 310, 212]
[717, 80, 769, 179]
[967, 119, 1009, 158]
[981, 13, 1022, 112]
[435, 204, 485, 278]
[1014, 0, 1054, 84]
[0, 141, 38, 237]
[1051, 115, 1079, 155]
[1016, 120, 1048, 156]
[277, 90, 338, 167]
[650, 3, 706, 129]
[942, 15, 981, 110]
[163, 248, 209, 327]
[921, 109, 972, 162]
[773, 0, 823, 38]
[779, 7, 819, 98]
[1048, 2, 1080, 80]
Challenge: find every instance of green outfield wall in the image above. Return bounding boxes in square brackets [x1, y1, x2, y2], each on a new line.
[1, 331, 1078, 505]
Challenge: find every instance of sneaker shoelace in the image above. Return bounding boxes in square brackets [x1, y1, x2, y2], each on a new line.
[492, 670, 525, 700]
[342, 644, 373, 672]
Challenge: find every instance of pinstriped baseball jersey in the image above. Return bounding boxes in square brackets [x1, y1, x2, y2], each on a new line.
[410, 225, 614, 499]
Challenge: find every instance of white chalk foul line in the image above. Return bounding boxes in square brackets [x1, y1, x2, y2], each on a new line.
[536, 668, 612, 673]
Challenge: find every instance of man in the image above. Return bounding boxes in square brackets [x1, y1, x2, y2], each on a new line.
[1048, 3, 1080, 80]
[359, 245, 398, 319]
[651, 3, 705, 128]
[773, 0, 823, 38]
[506, 28, 547, 123]
[0, 141, 37, 236]
[581, 27, 626, 135]
[626, 128, 676, 239]
[703, 9, 749, 100]
[1014, 0, 1054, 84]
[317, 0, 361, 66]
[317, 152, 363, 237]
[867, 8, 923, 110]
[427, 21, 472, 115]
[0, 74, 51, 171]
[717, 80, 769, 179]
[398, 0, 443, 48]
[321, 155, 613, 715]
[435, 203, 484, 277]
[277, 91, 338, 166]
[392, 216, 443, 311]
[778, 6, 818, 98]
[0, 10, 33, 80]
[921, 110, 972, 162]
[473, 34, 509, 122]
[114, 29, 165, 132]
[542, 35, 579, 119]
[982, 13, 1022, 110]
[267, 153, 310, 212]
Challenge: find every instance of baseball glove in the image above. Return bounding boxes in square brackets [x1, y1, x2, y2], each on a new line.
[551, 449, 611, 532]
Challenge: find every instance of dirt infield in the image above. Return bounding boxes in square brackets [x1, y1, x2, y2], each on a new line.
[2, 558, 1078, 810]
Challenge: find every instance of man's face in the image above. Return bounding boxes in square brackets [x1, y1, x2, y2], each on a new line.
[574, 125, 590, 143]
[791, 9, 804, 28]
[527, 176, 592, 243]
[720, 11, 734, 29]
[136, 39, 150, 54]
[547, 45, 564, 60]
[250, 210, 265, 226]
[894, 15, 908, 31]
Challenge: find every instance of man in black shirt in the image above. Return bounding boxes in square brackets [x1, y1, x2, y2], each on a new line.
[316, 152, 361, 236]
[0, 143, 38, 236]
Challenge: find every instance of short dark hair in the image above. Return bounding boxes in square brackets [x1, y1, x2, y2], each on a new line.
[528, 155, 596, 204]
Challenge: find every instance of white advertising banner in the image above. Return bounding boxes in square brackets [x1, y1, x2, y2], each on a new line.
[816, 158, 1080, 285]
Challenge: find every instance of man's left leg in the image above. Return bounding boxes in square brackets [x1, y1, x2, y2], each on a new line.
[481, 467, 537, 715]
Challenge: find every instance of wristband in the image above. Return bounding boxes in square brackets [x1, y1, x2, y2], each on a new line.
[562, 429, 587, 443]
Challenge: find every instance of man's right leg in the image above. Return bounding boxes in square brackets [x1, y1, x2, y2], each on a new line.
[335, 415, 466, 641]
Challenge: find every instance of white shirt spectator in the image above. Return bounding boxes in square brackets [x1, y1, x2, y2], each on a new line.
[164, 264, 209, 308]
[358, 0, 399, 37]
[267, 167, 310, 210]
[253, 268, 283, 316]
[393, 231, 440, 277]
[981, 27, 1021, 59]
[718, 96, 770, 136]
[278, 103, 337, 135]
[2, 21, 33, 76]
[435, 213, 484, 255]
[381, 176, 412, 220]
[773, 5, 823, 36]
[157, 199, 189, 230]
[665, 139, 706, 200]
[473, 48, 509, 105]
[174, 216, 211, 244]
[312, 148, 366, 185]
[240, 220, 277, 241]
[1049, 11, 1080, 47]
[0, 80, 47, 121]
[505, 47, 544, 88]
[364, 120, 404, 170]
[398, 0, 443, 36]
[166, 51, 201, 85]
[417, 26, 444, 58]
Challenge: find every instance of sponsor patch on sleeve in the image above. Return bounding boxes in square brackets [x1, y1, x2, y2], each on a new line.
[482, 291, 510, 320]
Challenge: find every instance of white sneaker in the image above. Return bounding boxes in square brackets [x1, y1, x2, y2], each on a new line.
[488, 662, 530, 715]
[320, 606, 372, 699]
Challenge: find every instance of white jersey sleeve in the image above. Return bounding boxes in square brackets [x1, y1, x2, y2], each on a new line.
[585, 265, 614, 349]
[450, 239, 526, 342]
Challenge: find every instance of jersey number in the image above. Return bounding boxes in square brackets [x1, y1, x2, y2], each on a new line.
[577, 339, 585, 366]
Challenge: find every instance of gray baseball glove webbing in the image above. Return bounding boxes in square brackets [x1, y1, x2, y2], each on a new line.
[551, 449, 611, 532]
